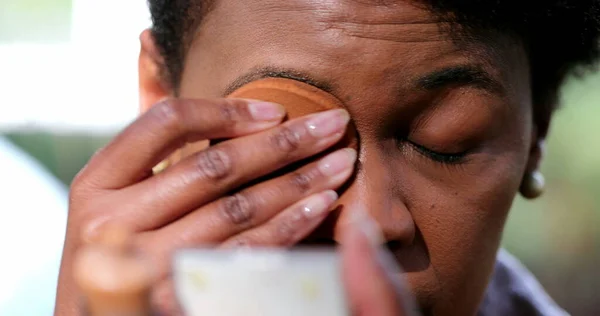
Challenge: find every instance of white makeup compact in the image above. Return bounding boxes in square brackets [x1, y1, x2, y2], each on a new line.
[173, 248, 350, 316]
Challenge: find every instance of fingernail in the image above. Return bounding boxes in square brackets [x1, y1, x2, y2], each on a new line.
[248, 101, 286, 121]
[318, 148, 357, 177]
[303, 190, 338, 219]
[349, 208, 385, 248]
[305, 109, 350, 138]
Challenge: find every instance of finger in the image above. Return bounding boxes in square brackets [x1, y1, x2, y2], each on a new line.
[79, 98, 286, 189]
[341, 212, 417, 316]
[221, 190, 338, 248]
[119, 109, 352, 231]
[152, 278, 184, 316]
[144, 148, 357, 251]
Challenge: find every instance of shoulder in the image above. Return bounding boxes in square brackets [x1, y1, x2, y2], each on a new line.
[478, 249, 569, 316]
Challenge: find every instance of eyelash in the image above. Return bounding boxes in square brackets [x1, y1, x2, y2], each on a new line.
[403, 140, 468, 164]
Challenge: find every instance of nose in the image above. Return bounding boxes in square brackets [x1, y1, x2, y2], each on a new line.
[306, 147, 416, 247]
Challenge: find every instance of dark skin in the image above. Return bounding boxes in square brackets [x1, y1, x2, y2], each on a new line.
[56, 0, 547, 315]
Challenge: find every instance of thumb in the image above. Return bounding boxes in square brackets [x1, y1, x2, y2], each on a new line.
[341, 211, 419, 316]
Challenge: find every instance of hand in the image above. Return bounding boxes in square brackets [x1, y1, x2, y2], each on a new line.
[56, 98, 356, 315]
[342, 213, 420, 316]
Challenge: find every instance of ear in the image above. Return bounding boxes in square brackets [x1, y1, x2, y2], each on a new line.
[139, 29, 182, 175]
[139, 29, 172, 114]
[139, 29, 210, 174]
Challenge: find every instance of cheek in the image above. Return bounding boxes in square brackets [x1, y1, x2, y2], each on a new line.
[394, 148, 524, 307]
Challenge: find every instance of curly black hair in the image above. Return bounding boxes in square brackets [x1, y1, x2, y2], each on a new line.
[148, 0, 600, 126]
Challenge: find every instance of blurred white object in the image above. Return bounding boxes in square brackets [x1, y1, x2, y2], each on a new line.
[174, 249, 350, 316]
[0, 0, 151, 132]
[0, 138, 68, 315]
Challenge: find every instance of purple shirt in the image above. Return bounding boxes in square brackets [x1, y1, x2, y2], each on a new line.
[478, 249, 568, 316]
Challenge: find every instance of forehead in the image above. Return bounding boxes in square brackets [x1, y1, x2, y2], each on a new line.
[196, 0, 453, 60]
[183, 0, 528, 105]
[212, 0, 446, 39]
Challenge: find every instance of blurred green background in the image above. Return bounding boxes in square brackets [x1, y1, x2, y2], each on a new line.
[1, 0, 599, 315]
[0, 0, 71, 43]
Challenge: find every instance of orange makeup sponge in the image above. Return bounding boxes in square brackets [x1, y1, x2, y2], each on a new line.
[227, 78, 358, 151]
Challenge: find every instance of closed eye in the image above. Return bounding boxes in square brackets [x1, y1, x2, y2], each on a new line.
[406, 140, 468, 164]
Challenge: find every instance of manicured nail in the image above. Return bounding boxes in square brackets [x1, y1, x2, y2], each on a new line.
[349, 208, 384, 248]
[303, 190, 338, 219]
[318, 148, 357, 177]
[248, 101, 286, 121]
[305, 109, 350, 138]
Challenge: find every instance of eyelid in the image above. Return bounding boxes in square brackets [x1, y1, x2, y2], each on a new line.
[405, 139, 468, 164]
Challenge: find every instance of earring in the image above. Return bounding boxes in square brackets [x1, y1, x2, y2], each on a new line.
[520, 171, 545, 199]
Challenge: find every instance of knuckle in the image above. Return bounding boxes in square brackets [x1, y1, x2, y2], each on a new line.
[69, 161, 101, 197]
[150, 99, 185, 132]
[219, 194, 256, 227]
[218, 99, 245, 123]
[288, 169, 319, 194]
[69, 172, 88, 197]
[194, 147, 233, 180]
[275, 223, 295, 245]
[273, 213, 303, 245]
[270, 125, 301, 153]
[78, 211, 112, 244]
[289, 171, 312, 193]
[68, 180, 99, 214]
[70, 152, 101, 190]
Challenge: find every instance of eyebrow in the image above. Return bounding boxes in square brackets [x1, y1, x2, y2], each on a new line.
[416, 66, 505, 96]
[222, 67, 334, 97]
[224, 65, 504, 99]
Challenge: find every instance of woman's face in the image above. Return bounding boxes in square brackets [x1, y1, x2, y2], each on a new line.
[162, 0, 540, 314]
